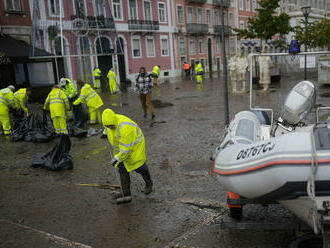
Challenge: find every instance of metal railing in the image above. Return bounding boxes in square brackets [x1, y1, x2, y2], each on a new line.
[184, 0, 207, 4]
[186, 23, 208, 34]
[213, 0, 231, 7]
[70, 15, 115, 29]
[214, 25, 231, 35]
[128, 20, 159, 31]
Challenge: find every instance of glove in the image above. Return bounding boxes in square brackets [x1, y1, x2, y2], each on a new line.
[111, 159, 118, 167]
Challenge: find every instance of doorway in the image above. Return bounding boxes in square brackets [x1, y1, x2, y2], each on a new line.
[208, 38, 212, 73]
[96, 37, 113, 92]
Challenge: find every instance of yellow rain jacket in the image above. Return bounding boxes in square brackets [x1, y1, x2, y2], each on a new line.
[14, 88, 28, 114]
[107, 70, 116, 93]
[61, 78, 77, 99]
[94, 68, 102, 89]
[73, 83, 103, 109]
[152, 65, 160, 77]
[195, 63, 203, 75]
[43, 88, 70, 118]
[0, 88, 18, 115]
[102, 109, 146, 172]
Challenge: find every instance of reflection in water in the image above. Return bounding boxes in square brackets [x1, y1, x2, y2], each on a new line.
[197, 82, 203, 91]
[154, 85, 161, 97]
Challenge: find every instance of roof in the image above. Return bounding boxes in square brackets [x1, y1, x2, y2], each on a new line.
[0, 35, 52, 63]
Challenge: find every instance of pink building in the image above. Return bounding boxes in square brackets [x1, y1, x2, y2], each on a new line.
[172, 0, 236, 74]
[32, 0, 175, 87]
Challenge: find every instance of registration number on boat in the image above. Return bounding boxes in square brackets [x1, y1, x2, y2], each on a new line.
[236, 142, 275, 160]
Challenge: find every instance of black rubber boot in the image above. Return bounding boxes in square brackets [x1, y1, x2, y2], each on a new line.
[117, 163, 132, 204]
[116, 196, 132, 204]
[136, 164, 153, 195]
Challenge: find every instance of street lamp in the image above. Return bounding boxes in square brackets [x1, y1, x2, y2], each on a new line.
[301, 5, 311, 80]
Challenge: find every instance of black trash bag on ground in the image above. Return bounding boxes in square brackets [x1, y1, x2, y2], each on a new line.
[32, 135, 73, 171]
[10, 112, 55, 143]
[73, 104, 89, 124]
[68, 121, 88, 138]
[10, 108, 25, 130]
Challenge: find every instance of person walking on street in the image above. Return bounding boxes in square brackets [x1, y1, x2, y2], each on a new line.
[93, 67, 102, 92]
[152, 65, 160, 85]
[43, 85, 70, 135]
[135, 67, 155, 119]
[183, 62, 191, 76]
[107, 68, 117, 94]
[73, 80, 103, 124]
[195, 61, 204, 84]
[0, 85, 18, 135]
[102, 108, 153, 204]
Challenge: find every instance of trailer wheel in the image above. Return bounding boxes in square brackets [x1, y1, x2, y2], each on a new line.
[229, 207, 243, 219]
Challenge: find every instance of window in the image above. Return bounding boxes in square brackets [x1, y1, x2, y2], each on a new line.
[146, 37, 155, 57]
[161, 37, 168, 56]
[199, 39, 204, 53]
[132, 38, 141, 57]
[240, 21, 244, 29]
[179, 37, 185, 54]
[14, 64, 26, 85]
[5, 0, 22, 11]
[246, 0, 250, 11]
[239, 0, 243, 10]
[197, 8, 202, 24]
[214, 10, 219, 25]
[229, 13, 233, 26]
[206, 9, 211, 25]
[189, 37, 195, 54]
[113, 0, 122, 19]
[129, 0, 137, 19]
[74, 0, 86, 17]
[79, 37, 90, 54]
[28, 62, 55, 86]
[158, 2, 166, 22]
[144, 1, 152, 21]
[216, 37, 220, 53]
[252, 0, 256, 11]
[230, 38, 235, 55]
[187, 7, 193, 23]
[223, 12, 227, 25]
[95, 0, 105, 16]
[177, 6, 184, 24]
[49, 0, 60, 16]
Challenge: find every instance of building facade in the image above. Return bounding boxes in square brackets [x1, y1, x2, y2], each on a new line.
[172, 0, 237, 73]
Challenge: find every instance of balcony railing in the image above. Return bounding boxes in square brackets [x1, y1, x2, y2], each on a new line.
[214, 25, 232, 35]
[70, 15, 115, 29]
[184, 0, 207, 4]
[128, 20, 159, 31]
[186, 23, 208, 34]
[213, 0, 231, 7]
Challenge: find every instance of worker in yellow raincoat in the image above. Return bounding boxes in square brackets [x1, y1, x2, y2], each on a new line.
[102, 108, 153, 204]
[107, 68, 116, 94]
[60, 78, 77, 100]
[0, 85, 18, 135]
[14, 87, 31, 117]
[195, 61, 203, 83]
[93, 67, 102, 92]
[152, 65, 160, 85]
[44, 85, 70, 135]
[73, 80, 103, 124]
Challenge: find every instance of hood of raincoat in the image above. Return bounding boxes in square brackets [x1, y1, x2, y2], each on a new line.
[102, 108, 118, 126]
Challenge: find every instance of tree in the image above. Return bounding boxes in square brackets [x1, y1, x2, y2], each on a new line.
[233, 0, 292, 49]
[294, 18, 330, 50]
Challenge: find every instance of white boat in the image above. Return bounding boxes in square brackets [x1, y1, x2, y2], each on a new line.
[213, 74, 330, 239]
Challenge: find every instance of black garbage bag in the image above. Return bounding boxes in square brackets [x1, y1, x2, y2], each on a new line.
[68, 121, 88, 138]
[73, 104, 89, 124]
[10, 108, 25, 130]
[32, 134, 73, 171]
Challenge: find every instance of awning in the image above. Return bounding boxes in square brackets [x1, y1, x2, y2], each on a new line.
[0, 35, 53, 64]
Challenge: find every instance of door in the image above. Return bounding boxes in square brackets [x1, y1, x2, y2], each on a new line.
[208, 38, 213, 73]
[96, 37, 113, 91]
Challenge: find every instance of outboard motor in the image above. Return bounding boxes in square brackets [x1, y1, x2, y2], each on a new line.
[281, 81, 316, 125]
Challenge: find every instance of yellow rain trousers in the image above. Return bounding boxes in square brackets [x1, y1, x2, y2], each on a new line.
[44, 88, 70, 134]
[0, 88, 18, 135]
[107, 70, 117, 94]
[14, 88, 28, 114]
[73, 83, 103, 124]
[102, 109, 146, 172]
[94, 68, 102, 90]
